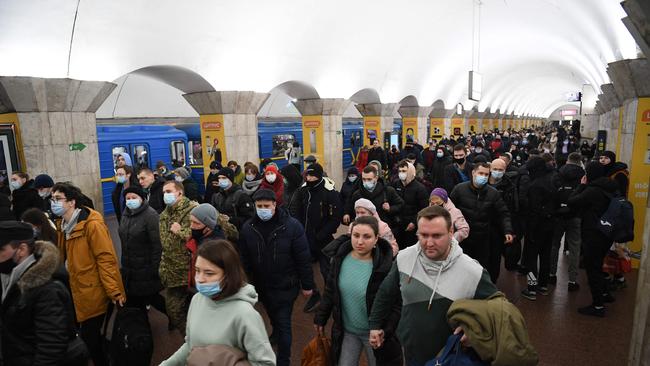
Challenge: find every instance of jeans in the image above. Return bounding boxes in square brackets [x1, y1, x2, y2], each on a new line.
[79, 312, 108, 366]
[523, 220, 554, 289]
[260, 291, 298, 366]
[338, 331, 377, 366]
[550, 217, 581, 282]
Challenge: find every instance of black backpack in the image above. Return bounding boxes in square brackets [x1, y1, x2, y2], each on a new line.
[108, 306, 153, 366]
[598, 192, 634, 243]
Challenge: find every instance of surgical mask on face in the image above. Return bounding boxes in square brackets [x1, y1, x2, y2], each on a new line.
[474, 175, 488, 187]
[51, 201, 67, 217]
[245, 174, 255, 181]
[491, 171, 504, 180]
[116, 175, 127, 184]
[38, 190, 50, 199]
[175, 175, 184, 183]
[218, 179, 230, 189]
[436, 151, 444, 158]
[125, 198, 142, 210]
[195, 280, 222, 298]
[256, 208, 273, 221]
[398, 172, 407, 181]
[266, 173, 276, 183]
[9, 180, 22, 190]
[475, 148, 483, 153]
[348, 176, 357, 183]
[363, 181, 376, 191]
[163, 192, 177, 206]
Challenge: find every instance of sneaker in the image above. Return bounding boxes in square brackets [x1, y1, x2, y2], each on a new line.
[608, 278, 627, 291]
[303, 291, 321, 313]
[521, 289, 537, 301]
[602, 293, 616, 303]
[538, 287, 549, 296]
[578, 305, 605, 317]
[568, 282, 580, 292]
[548, 275, 557, 286]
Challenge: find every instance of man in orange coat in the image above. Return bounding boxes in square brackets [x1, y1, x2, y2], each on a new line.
[53, 182, 125, 366]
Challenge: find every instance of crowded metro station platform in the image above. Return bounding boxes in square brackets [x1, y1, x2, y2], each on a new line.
[1, 1, 650, 365]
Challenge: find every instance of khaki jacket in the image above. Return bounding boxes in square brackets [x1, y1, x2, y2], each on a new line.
[159, 197, 198, 288]
[57, 208, 125, 322]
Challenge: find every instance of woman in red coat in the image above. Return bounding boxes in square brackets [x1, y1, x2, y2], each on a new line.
[260, 164, 285, 206]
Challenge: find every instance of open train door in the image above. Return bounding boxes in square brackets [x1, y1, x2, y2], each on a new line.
[0, 124, 20, 182]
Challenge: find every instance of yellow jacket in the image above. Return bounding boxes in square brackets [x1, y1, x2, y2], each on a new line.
[447, 292, 539, 366]
[57, 208, 125, 322]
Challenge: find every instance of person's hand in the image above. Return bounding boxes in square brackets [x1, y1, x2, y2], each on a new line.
[301, 289, 313, 298]
[170, 222, 182, 235]
[454, 326, 470, 347]
[314, 324, 324, 336]
[406, 223, 416, 231]
[113, 294, 126, 307]
[369, 329, 385, 349]
[580, 175, 587, 185]
[342, 214, 351, 225]
[382, 202, 390, 211]
[504, 234, 514, 244]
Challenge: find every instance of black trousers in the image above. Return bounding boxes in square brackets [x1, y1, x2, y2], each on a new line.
[461, 238, 490, 270]
[79, 312, 108, 366]
[523, 220, 554, 289]
[582, 230, 612, 306]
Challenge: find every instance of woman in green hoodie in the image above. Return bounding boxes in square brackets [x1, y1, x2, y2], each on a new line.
[161, 240, 276, 366]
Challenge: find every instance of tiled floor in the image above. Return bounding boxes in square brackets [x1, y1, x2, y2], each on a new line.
[106, 216, 636, 366]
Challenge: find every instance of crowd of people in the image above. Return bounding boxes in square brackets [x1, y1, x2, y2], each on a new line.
[0, 123, 633, 366]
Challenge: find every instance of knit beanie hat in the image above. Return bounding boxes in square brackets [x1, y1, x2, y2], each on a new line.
[33, 174, 54, 189]
[217, 167, 235, 182]
[175, 167, 190, 179]
[253, 188, 276, 202]
[264, 165, 279, 175]
[190, 203, 218, 229]
[354, 198, 377, 214]
[123, 186, 147, 200]
[601, 150, 616, 162]
[305, 163, 324, 180]
[430, 188, 449, 203]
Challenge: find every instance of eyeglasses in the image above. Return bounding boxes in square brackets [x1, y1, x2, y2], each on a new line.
[50, 196, 68, 203]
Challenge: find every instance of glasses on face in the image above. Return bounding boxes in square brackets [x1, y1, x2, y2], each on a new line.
[50, 196, 67, 203]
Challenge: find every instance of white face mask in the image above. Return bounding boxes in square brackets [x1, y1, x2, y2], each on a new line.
[245, 174, 256, 181]
[348, 176, 357, 183]
[266, 173, 277, 183]
[398, 172, 407, 181]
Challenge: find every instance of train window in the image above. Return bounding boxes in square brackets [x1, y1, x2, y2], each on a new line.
[188, 140, 203, 165]
[132, 144, 150, 170]
[272, 134, 295, 157]
[170, 140, 186, 168]
[112, 146, 128, 169]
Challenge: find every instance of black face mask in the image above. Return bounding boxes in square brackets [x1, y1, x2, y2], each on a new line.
[454, 157, 466, 165]
[306, 179, 321, 188]
[0, 251, 17, 274]
[191, 228, 206, 241]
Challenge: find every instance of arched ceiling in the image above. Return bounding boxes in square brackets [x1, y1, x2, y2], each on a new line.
[0, 0, 640, 117]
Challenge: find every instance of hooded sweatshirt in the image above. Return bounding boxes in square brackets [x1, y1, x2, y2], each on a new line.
[443, 198, 470, 243]
[368, 238, 497, 364]
[161, 284, 275, 366]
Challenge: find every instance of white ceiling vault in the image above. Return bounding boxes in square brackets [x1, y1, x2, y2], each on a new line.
[0, 0, 640, 118]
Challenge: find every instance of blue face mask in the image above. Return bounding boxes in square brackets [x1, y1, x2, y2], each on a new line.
[163, 192, 177, 206]
[491, 171, 504, 180]
[125, 198, 142, 210]
[196, 280, 222, 298]
[218, 179, 230, 189]
[363, 181, 376, 191]
[10, 180, 23, 190]
[116, 175, 127, 184]
[256, 208, 273, 221]
[51, 201, 66, 217]
[474, 175, 488, 187]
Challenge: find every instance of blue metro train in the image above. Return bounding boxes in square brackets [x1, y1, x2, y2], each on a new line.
[97, 120, 404, 215]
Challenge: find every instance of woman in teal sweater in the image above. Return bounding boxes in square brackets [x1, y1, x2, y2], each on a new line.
[314, 216, 402, 366]
[161, 240, 275, 366]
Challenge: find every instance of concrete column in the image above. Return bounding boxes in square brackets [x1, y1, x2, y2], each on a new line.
[398, 105, 433, 145]
[293, 98, 350, 188]
[182, 91, 269, 178]
[621, 0, 650, 58]
[0, 77, 116, 213]
[355, 103, 400, 148]
[581, 114, 599, 140]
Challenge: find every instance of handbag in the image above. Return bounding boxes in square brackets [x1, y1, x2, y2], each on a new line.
[300, 335, 332, 366]
[425, 333, 489, 366]
[63, 333, 90, 366]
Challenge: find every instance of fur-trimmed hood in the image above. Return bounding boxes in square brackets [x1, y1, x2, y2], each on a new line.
[17, 240, 60, 293]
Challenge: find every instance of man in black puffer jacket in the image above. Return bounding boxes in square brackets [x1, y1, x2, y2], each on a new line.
[0, 222, 74, 366]
[450, 162, 513, 271]
[520, 157, 557, 301]
[210, 167, 254, 230]
[391, 161, 428, 249]
[568, 162, 618, 317]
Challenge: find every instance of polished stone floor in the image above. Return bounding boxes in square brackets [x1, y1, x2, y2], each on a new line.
[105, 216, 636, 366]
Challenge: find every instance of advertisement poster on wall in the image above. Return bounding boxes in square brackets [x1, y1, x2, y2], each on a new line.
[451, 117, 464, 136]
[200, 114, 227, 179]
[468, 119, 478, 133]
[402, 117, 418, 146]
[629, 98, 650, 263]
[430, 118, 444, 140]
[302, 115, 325, 168]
